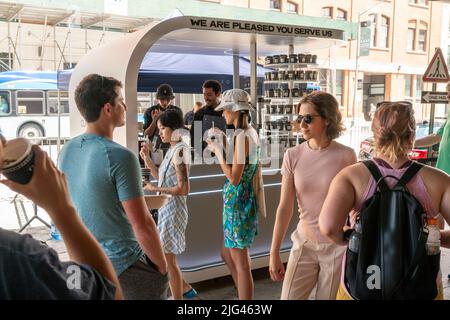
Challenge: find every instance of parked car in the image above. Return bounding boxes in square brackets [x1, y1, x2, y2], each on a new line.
[358, 120, 445, 161]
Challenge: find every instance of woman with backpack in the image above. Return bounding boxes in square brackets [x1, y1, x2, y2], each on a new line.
[206, 89, 261, 300]
[269, 91, 357, 300]
[140, 109, 197, 300]
[319, 101, 450, 300]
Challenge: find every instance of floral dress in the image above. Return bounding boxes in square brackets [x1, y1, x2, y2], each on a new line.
[222, 149, 259, 249]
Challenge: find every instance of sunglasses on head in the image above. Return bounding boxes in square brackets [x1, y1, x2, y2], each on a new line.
[295, 114, 321, 124]
[376, 101, 412, 109]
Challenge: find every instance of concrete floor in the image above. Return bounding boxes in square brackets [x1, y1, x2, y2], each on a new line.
[19, 226, 450, 300]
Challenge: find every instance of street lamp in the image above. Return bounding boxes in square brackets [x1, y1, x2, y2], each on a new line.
[352, 2, 384, 126]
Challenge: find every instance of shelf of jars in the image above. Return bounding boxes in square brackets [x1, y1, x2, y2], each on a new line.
[264, 70, 319, 82]
[264, 53, 318, 66]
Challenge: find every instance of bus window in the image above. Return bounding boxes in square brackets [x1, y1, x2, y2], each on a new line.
[0, 91, 11, 115]
[47, 91, 69, 114]
[16, 90, 45, 115]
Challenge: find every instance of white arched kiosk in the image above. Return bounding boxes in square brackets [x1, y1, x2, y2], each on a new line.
[69, 15, 352, 282]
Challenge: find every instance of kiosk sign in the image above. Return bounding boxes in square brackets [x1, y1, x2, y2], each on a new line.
[189, 18, 344, 40]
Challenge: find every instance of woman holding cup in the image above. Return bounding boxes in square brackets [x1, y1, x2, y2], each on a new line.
[206, 89, 261, 300]
[139, 109, 196, 300]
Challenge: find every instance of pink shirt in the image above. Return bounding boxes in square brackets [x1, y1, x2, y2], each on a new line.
[281, 141, 356, 243]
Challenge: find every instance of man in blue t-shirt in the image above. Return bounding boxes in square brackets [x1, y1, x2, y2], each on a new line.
[0, 136, 121, 299]
[58, 74, 168, 300]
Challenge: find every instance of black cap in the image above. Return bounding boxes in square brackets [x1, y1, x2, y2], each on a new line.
[156, 84, 175, 100]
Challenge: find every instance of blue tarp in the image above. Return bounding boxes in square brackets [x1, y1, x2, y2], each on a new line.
[57, 52, 270, 93]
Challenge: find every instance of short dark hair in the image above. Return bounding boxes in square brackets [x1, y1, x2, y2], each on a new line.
[299, 91, 345, 140]
[157, 109, 184, 131]
[75, 74, 122, 123]
[202, 80, 222, 94]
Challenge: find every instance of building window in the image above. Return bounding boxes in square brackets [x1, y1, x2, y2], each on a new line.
[380, 16, 389, 48]
[369, 14, 377, 47]
[405, 75, 413, 97]
[408, 20, 427, 52]
[322, 7, 332, 19]
[415, 75, 422, 99]
[407, 27, 415, 51]
[418, 29, 427, 51]
[270, 0, 281, 10]
[286, 1, 298, 14]
[336, 9, 347, 21]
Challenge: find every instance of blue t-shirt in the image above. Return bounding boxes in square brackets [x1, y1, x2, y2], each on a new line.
[58, 133, 144, 275]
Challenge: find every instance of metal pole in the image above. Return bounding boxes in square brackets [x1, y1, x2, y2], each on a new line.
[250, 35, 258, 126]
[427, 82, 437, 158]
[7, 22, 11, 69]
[53, 26, 56, 70]
[352, 14, 361, 126]
[233, 51, 240, 89]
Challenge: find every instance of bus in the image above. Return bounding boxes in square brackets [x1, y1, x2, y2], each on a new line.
[0, 71, 69, 139]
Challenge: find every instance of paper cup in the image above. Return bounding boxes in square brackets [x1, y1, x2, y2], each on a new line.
[1, 138, 35, 184]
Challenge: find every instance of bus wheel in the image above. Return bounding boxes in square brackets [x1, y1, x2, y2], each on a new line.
[18, 123, 44, 140]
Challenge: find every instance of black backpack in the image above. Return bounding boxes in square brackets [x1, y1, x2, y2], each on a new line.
[344, 160, 440, 300]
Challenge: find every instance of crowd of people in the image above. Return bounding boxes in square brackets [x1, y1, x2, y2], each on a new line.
[0, 75, 449, 300]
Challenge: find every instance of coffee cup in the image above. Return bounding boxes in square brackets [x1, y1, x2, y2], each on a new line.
[151, 149, 164, 166]
[1, 138, 35, 184]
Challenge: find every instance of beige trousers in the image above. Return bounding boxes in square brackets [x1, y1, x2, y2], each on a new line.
[281, 229, 345, 300]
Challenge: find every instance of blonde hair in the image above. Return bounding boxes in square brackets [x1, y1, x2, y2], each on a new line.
[372, 102, 415, 162]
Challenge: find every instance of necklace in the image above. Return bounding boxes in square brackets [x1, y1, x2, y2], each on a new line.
[307, 140, 331, 150]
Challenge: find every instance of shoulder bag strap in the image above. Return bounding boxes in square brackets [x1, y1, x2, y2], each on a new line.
[395, 161, 423, 189]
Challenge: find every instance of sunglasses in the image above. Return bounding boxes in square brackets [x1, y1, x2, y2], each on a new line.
[295, 114, 321, 124]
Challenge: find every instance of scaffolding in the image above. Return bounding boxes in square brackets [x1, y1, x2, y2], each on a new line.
[0, 2, 154, 71]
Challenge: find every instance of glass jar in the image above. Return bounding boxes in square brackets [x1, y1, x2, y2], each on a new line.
[298, 53, 306, 63]
[284, 104, 293, 114]
[273, 55, 280, 64]
[271, 71, 278, 80]
[282, 88, 290, 98]
[305, 54, 312, 63]
[289, 54, 298, 63]
[270, 105, 278, 113]
[287, 70, 296, 80]
[279, 54, 288, 63]
[291, 88, 300, 97]
[265, 56, 273, 65]
[278, 70, 286, 80]
[311, 55, 317, 64]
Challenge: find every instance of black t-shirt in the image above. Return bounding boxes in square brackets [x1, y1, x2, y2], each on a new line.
[189, 104, 226, 151]
[143, 104, 183, 153]
[0, 228, 116, 300]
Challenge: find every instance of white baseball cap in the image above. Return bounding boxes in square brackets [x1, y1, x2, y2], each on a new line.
[215, 89, 253, 112]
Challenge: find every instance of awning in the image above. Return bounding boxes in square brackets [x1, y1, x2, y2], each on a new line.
[57, 52, 270, 93]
